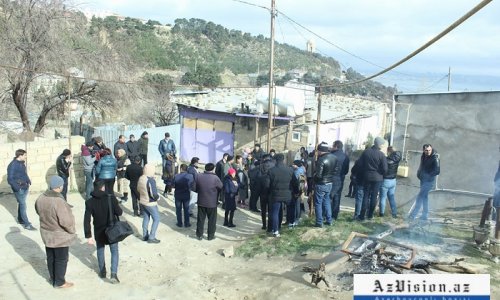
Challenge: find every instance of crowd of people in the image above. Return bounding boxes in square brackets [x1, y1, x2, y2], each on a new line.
[6, 132, 450, 288]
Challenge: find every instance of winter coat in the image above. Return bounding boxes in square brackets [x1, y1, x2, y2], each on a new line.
[314, 152, 339, 184]
[138, 164, 159, 207]
[332, 149, 350, 180]
[56, 154, 71, 178]
[7, 159, 31, 192]
[384, 151, 402, 179]
[187, 164, 198, 181]
[96, 155, 117, 180]
[252, 148, 265, 162]
[138, 137, 149, 155]
[125, 163, 143, 190]
[268, 161, 294, 203]
[126, 140, 139, 159]
[359, 146, 388, 182]
[35, 190, 76, 248]
[158, 138, 176, 158]
[237, 166, 248, 200]
[417, 150, 440, 182]
[84, 189, 123, 245]
[194, 171, 223, 208]
[350, 159, 364, 186]
[116, 155, 127, 179]
[248, 166, 260, 191]
[174, 172, 194, 202]
[224, 175, 239, 211]
[257, 159, 273, 197]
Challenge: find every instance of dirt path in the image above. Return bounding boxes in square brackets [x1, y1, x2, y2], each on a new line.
[0, 191, 345, 300]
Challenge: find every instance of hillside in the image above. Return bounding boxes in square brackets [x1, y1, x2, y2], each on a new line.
[88, 16, 395, 99]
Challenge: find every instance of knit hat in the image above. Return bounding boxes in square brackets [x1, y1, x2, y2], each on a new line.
[81, 144, 90, 156]
[228, 168, 236, 176]
[293, 160, 303, 167]
[49, 175, 64, 190]
[374, 137, 386, 148]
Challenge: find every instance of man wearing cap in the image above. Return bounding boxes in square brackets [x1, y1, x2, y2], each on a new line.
[358, 137, 388, 220]
[313, 142, 338, 227]
[56, 149, 72, 201]
[35, 176, 76, 288]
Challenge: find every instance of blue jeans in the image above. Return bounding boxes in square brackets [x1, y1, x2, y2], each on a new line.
[410, 179, 435, 220]
[354, 184, 364, 219]
[379, 178, 397, 217]
[175, 198, 190, 226]
[96, 241, 119, 275]
[286, 197, 300, 225]
[314, 183, 332, 226]
[141, 204, 160, 240]
[14, 188, 31, 226]
[84, 170, 94, 200]
[271, 201, 282, 233]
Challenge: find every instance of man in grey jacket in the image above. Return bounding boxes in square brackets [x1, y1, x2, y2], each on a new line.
[81, 142, 95, 200]
[194, 163, 223, 241]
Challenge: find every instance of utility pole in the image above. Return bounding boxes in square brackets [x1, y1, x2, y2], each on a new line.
[66, 74, 72, 191]
[315, 87, 322, 159]
[266, 0, 276, 152]
[447, 66, 451, 91]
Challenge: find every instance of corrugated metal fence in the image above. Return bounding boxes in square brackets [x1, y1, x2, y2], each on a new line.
[73, 123, 180, 165]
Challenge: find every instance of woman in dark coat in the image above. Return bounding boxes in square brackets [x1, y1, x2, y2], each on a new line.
[223, 168, 238, 227]
[84, 180, 123, 283]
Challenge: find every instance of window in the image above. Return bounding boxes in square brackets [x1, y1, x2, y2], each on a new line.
[292, 131, 301, 142]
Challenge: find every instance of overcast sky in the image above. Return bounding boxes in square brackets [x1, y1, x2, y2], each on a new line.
[77, 0, 500, 92]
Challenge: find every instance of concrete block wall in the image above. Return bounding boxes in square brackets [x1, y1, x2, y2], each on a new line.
[0, 136, 86, 193]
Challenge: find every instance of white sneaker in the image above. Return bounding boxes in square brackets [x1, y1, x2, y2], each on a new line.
[273, 231, 280, 238]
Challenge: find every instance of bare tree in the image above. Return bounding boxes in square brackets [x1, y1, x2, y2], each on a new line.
[138, 73, 179, 126]
[0, 0, 128, 133]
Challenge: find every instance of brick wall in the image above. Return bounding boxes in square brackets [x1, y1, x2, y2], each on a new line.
[0, 136, 85, 193]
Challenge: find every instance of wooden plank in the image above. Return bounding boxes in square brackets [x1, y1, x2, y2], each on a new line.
[183, 118, 196, 129]
[214, 120, 232, 132]
[197, 119, 214, 130]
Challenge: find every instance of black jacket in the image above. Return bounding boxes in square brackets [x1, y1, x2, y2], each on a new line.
[360, 146, 388, 182]
[384, 151, 402, 179]
[351, 159, 364, 186]
[314, 152, 338, 184]
[248, 166, 260, 191]
[84, 190, 123, 245]
[268, 161, 293, 202]
[332, 149, 350, 180]
[125, 163, 143, 190]
[56, 154, 71, 177]
[417, 150, 440, 182]
[257, 160, 274, 198]
[126, 141, 139, 159]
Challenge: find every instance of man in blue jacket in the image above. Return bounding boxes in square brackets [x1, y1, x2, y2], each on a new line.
[7, 149, 36, 230]
[409, 143, 440, 220]
[159, 132, 176, 195]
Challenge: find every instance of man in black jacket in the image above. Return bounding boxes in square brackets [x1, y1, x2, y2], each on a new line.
[56, 149, 72, 201]
[126, 134, 139, 161]
[195, 163, 223, 240]
[359, 137, 388, 220]
[248, 160, 261, 212]
[331, 140, 350, 221]
[313, 142, 338, 227]
[409, 143, 440, 220]
[268, 154, 293, 237]
[125, 156, 143, 217]
[258, 156, 274, 231]
[379, 147, 402, 218]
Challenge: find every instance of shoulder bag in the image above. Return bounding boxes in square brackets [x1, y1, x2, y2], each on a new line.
[105, 195, 133, 243]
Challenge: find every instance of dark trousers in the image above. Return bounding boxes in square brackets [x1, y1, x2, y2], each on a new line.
[103, 178, 115, 195]
[130, 186, 140, 213]
[46, 246, 69, 287]
[331, 177, 345, 220]
[360, 180, 382, 220]
[260, 195, 271, 230]
[61, 175, 68, 201]
[175, 198, 190, 226]
[196, 206, 217, 239]
[140, 154, 148, 167]
[249, 187, 259, 210]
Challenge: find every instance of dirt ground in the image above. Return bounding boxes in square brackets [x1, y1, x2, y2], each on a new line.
[1, 190, 497, 300]
[0, 191, 350, 300]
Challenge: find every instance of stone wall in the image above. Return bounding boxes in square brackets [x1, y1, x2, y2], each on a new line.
[1, 136, 86, 193]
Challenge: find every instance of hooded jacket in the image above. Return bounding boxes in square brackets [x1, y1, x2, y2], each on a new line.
[417, 150, 440, 182]
[268, 160, 294, 202]
[96, 155, 117, 179]
[84, 189, 123, 245]
[384, 151, 402, 179]
[81, 145, 96, 172]
[138, 164, 159, 207]
[359, 145, 388, 182]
